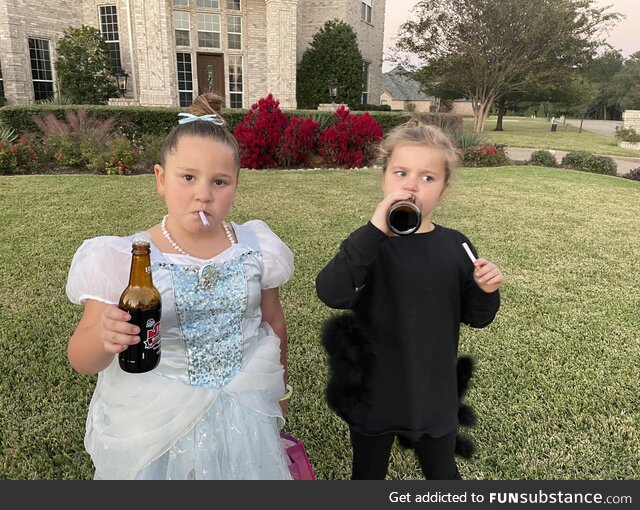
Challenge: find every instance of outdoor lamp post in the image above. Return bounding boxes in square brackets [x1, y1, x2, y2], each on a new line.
[114, 68, 129, 98]
[328, 78, 339, 104]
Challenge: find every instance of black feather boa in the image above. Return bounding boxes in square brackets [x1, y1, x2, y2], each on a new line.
[321, 312, 477, 459]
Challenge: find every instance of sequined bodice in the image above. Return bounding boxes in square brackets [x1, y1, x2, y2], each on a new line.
[154, 252, 253, 388]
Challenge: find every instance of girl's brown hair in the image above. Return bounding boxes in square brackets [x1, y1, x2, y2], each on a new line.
[159, 92, 240, 172]
[376, 117, 459, 185]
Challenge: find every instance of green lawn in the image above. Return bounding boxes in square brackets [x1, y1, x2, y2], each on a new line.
[1, 167, 639, 479]
[465, 117, 640, 158]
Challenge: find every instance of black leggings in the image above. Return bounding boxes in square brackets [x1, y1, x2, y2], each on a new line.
[349, 428, 461, 480]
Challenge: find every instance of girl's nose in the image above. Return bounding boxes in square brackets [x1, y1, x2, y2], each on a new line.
[195, 185, 212, 202]
[403, 180, 419, 193]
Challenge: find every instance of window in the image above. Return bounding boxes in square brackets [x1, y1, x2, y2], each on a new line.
[173, 0, 189, 6]
[228, 55, 243, 108]
[227, 0, 240, 10]
[99, 5, 122, 72]
[197, 0, 219, 7]
[173, 11, 191, 47]
[227, 16, 242, 50]
[197, 13, 221, 48]
[361, 61, 370, 104]
[176, 53, 194, 107]
[29, 38, 54, 101]
[361, 0, 372, 24]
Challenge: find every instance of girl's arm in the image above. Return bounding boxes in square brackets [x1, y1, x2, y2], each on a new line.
[261, 287, 288, 412]
[315, 223, 388, 309]
[261, 287, 287, 382]
[68, 300, 141, 375]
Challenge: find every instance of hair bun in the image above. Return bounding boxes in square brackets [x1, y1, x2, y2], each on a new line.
[188, 92, 225, 120]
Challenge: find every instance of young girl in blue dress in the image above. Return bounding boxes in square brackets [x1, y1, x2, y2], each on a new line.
[316, 118, 504, 479]
[66, 93, 294, 480]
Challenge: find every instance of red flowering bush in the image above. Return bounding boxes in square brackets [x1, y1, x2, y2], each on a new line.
[0, 136, 42, 175]
[276, 116, 321, 168]
[317, 107, 383, 168]
[234, 94, 288, 169]
[462, 144, 511, 167]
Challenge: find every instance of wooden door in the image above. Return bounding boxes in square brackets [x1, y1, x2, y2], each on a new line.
[197, 53, 225, 105]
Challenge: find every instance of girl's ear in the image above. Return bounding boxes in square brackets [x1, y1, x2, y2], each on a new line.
[154, 164, 165, 196]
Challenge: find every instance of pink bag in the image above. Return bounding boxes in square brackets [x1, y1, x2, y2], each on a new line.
[280, 433, 316, 480]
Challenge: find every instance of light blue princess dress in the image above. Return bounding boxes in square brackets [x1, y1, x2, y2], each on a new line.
[66, 220, 294, 480]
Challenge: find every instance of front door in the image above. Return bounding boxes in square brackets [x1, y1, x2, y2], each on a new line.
[197, 53, 225, 106]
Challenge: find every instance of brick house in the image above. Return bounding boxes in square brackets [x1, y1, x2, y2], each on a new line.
[380, 66, 436, 113]
[0, 0, 385, 109]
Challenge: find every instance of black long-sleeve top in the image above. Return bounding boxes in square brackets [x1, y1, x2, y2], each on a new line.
[316, 222, 500, 440]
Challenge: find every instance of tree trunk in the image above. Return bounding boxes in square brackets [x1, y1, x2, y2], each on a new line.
[494, 97, 507, 131]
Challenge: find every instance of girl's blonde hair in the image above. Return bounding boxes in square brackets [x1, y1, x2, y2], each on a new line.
[159, 92, 240, 173]
[376, 117, 459, 184]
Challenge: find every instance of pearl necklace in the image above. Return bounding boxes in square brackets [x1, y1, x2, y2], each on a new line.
[161, 214, 236, 256]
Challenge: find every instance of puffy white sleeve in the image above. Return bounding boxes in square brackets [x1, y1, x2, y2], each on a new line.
[245, 220, 294, 289]
[66, 236, 132, 305]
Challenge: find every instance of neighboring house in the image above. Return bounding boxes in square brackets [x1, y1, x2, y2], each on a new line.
[380, 66, 436, 113]
[447, 99, 475, 117]
[0, 0, 386, 109]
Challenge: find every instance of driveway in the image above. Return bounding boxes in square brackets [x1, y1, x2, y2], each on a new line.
[563, 118, 623, 137]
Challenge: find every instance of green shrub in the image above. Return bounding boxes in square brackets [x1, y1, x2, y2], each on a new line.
[0, 126, 18, 144]
[0, 136, 43, 175]
[561, 151, 617, 176]
[462, 144, 511, 167]
[529, 149, 557, 167]
[623, 167, 640, 181]
[55, 25, 118, 103]
[615, 127, 640, 143]
[350, 104, 392, 111]
[452, 131, 485, 152]
[296, 20, 364, 109]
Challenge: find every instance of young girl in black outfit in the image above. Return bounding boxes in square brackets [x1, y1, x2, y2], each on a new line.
[315, 119, 504, 480]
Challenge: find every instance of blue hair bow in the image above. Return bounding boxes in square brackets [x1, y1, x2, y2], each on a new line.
[178, 112, 225, 126]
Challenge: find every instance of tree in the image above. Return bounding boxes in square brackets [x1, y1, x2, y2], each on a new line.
[392, 0, 621, 132]
[296, 19, 364, 109]
[582, 49, 624, 119]
[602, 51, 640, 112]
[55, 25, 118, 104]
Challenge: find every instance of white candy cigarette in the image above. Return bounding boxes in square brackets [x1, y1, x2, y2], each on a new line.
[198, 211, 209, 227]
[462, 242, 477, 263]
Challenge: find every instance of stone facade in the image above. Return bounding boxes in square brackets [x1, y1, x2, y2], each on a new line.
[0, 0, 385, 109]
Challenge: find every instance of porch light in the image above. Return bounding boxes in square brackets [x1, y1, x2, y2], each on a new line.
[328, 78, 339, 104]
[114, 68, 129, 97]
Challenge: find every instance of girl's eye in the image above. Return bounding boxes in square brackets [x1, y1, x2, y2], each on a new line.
[183, 175, 194, 182]
[214, 179, 225, 186]
[422, 175, 434, 182]
[394, 170, 406, 177]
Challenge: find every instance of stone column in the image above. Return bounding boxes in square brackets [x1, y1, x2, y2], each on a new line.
[130, 0, 175, 106]
[265, 0, 297, 109]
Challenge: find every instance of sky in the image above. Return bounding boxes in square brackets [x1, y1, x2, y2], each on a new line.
[383, 0, 640, 71]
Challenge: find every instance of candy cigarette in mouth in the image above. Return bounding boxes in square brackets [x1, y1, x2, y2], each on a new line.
[199, 211, 209, 226]
[462, 242, 477, 263]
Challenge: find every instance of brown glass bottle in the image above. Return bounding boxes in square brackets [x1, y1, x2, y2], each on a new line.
[118, 241, 162, 373]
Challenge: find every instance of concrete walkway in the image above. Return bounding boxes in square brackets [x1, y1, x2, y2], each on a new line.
[505, 147, 640, 177]
[563, 118, 623, 137]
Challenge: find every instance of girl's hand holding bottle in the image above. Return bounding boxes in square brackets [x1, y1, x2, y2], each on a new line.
[98, 304, 141, 354]
[371, 190, 417, 236]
